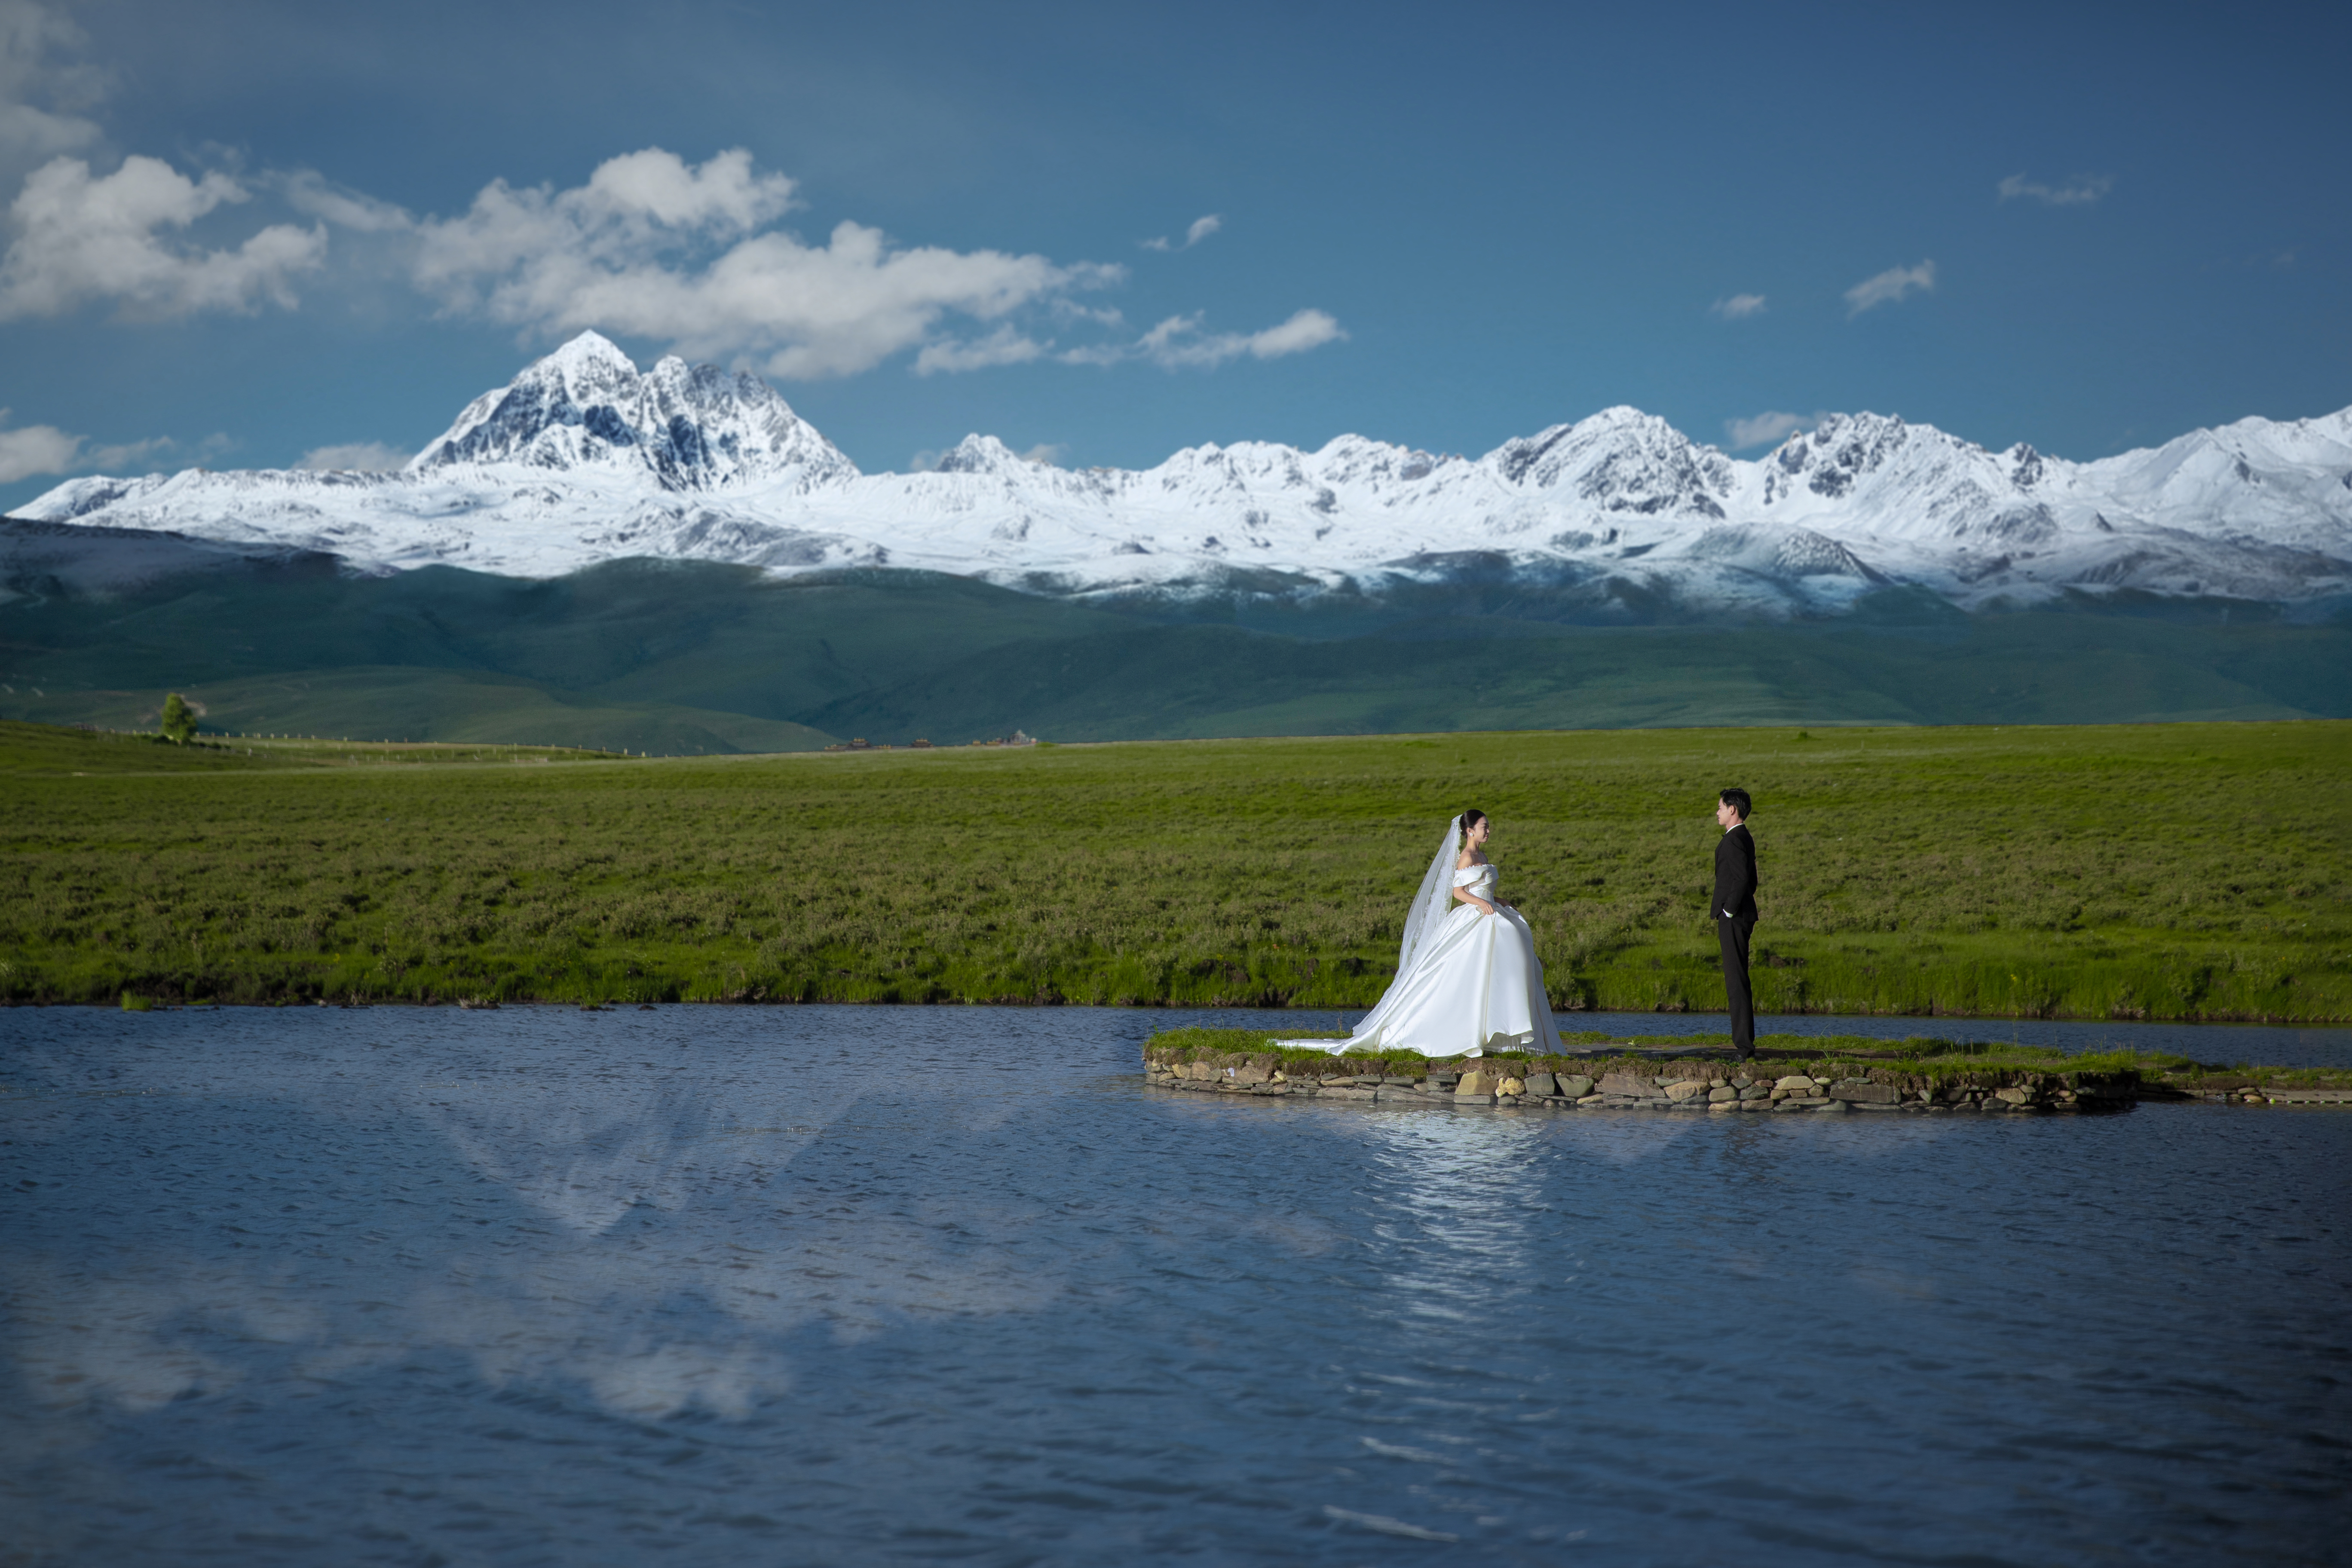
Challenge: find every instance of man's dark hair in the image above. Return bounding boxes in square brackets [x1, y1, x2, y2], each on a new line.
[1719, 787, 1752, 820]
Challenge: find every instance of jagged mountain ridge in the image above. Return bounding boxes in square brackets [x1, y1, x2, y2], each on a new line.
[413, 332, 856, 489]
[23, 331, 2352, 615]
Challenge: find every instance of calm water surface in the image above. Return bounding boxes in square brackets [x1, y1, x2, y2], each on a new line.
[3, 1006, 2347, 1566]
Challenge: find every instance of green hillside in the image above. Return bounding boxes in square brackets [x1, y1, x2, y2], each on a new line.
[3, 549, 2347, 749]
[802, 599, 2352, 740]
[0, 559, 1134, 749]
[0, 719, 294, 777]
[7, 668, 835, 756]
[0, 718, 636, 778]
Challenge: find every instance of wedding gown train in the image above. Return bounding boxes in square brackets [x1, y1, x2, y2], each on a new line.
[1281, 848, 1563, 1059]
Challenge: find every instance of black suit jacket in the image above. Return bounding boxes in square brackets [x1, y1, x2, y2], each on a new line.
[1713, 824, 1758, 923]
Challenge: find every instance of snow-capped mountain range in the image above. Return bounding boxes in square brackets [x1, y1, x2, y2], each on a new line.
[21, 331, 2352, 615]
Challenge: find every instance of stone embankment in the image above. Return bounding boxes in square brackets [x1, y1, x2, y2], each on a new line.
[2160, 1084, 2352, 1106]
[1145, 1050, 2174, 1113]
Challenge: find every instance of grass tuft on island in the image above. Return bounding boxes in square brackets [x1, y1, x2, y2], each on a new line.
[2, 717, 2346, 1018]
[1140, 1027, 2352, 1093]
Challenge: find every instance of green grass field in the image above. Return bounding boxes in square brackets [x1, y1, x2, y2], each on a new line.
[2, 717, 2345, 1018]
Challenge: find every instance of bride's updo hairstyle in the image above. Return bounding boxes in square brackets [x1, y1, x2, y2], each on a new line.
[1460, 808, 1487, 844]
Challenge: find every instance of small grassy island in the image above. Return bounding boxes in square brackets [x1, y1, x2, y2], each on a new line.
[2, 716, 2346, 1019]
[1142, 1028, 2352, 1111]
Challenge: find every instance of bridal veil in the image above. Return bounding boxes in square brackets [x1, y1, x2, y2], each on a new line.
[1333, 815, 1464, 1047]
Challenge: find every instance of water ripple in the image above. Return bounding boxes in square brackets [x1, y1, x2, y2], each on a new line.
[1, 1004, 2346, 1565]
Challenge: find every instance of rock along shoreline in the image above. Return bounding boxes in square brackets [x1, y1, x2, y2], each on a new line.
[1141, 1045, 2352, 1113]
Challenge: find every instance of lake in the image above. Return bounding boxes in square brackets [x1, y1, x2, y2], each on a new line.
[4, 1004, 2348, 1565]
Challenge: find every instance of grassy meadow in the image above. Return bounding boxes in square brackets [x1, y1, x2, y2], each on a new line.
[1, 717, 2345, 1019]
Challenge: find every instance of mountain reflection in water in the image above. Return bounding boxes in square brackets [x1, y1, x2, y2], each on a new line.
[3, 1005, 2346, 1565]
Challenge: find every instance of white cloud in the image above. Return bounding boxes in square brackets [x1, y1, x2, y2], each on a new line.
[0, 409, 183, 481]
[276, 168, 414, 233]
[0, 153, 327, 320]
[0, 125, 1312, 383]
[1997, 173, 2112, 207]
[1724, 409, 1830, 450]
[0, 410, 77, 481]
[1142, 213, 1222, 252]
[1709, 292, 1767, 321]
[1243, 308, 1345, 358]
[412, 147, 796, 305]
[0, 12, 395, 325]
[0, 1, 109, 183]
[912, 325, 1047, 376]
[1096, 307, 1344, 370]
[1844, 259, 1935, 318]
[1056, 341, 1129, 368]
[1050, 298, 1125, 327]
[412, 146, 1120, 380]
[295, 440, 410, 472]
[83, 433, 181, 469]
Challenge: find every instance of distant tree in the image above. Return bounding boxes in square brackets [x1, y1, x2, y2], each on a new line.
[160, 692, 196, 745]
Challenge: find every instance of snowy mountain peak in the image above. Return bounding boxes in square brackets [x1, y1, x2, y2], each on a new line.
[931, 434, 1027, 475]
[411, 331, 858, 490]
[1492, 407, 1735, 519]
[541, 328, 636, 377]
[16, 334, 2352, 615]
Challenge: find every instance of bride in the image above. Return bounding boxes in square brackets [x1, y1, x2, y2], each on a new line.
[1285, 809, 1563, 1058]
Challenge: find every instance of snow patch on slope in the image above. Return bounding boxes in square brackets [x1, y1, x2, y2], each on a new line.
[21, 335, 2352, 614]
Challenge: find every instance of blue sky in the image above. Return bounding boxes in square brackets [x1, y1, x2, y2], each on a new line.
[1, 0, 2346, 507]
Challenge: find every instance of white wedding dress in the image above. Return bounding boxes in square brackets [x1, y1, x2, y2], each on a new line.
[1282, 817, 1564, 1059]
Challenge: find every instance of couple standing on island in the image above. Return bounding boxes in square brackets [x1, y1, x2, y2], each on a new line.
[1281, 790, 1760, 1061]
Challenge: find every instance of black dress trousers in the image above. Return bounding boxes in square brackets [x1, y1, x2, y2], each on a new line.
[1718, 915, 1756, 1055]
[1712, 825, 1760, 1057]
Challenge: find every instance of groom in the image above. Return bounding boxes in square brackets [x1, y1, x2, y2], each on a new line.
[1713, 788, 1759, 1060]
